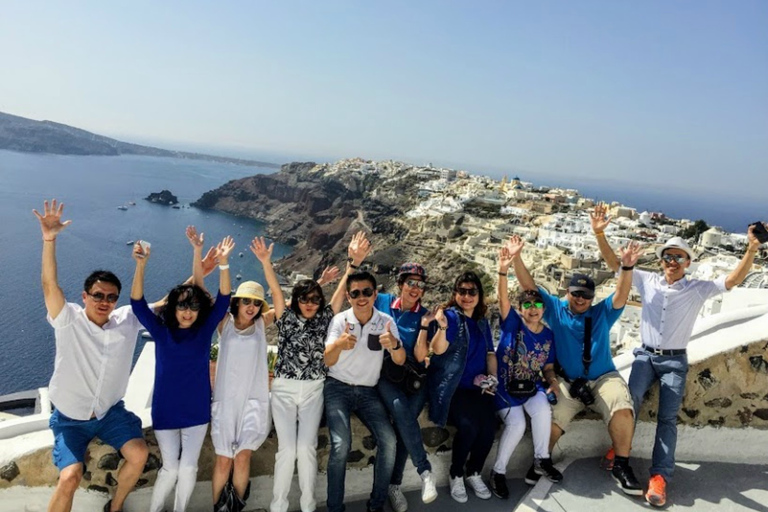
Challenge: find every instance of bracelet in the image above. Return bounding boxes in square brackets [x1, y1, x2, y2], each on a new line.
[498, 272, 508, 277]
[621, 265, 634, 271]
[419, 325, 429, 331]
[595, 231, 605, 237]
[219, 264, 230, 270]
[43, 237, 56, 242]
[439, 325, 448, 331]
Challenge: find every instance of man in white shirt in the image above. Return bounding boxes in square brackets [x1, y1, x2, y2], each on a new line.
[34, 199, 149, 512]
[592, 204, 763, 507]
[324, 270, 406, 512]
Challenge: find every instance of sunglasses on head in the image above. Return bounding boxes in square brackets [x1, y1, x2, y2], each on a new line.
[661, 254, 689, 264]
[521, 301, 544, 310]
[455, 287, 479, 297]
[176, 301, 201, 312]
[349, 287, 375, 299]
[298, 295, 322, 305]
[87, 292, 119, 304]
[405, 279, 426, 290]
[570, 290, 594, 300]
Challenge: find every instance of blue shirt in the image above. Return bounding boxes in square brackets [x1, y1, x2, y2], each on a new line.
[375, 293, 428, 359]
[495, 310, 556, 410]
[444, 309, 494, 389]
[539, 287, 623, 381]
[131, 292, 230, 430]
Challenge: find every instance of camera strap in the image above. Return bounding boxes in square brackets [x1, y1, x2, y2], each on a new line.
[582, 316, 593, 378]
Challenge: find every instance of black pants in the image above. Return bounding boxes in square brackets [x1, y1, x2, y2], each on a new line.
[448, 387, 496, 478]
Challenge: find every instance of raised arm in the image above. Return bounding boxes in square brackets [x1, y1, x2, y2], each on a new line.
[510, 237, 537, 291]
[498, 236, 524, 320]
[186, 226, 206, 291]
[725, 224, 762, 290]
[216, 236, 234, 297]
[427, 306, 449, 356]
[591, 203, 620, 272]
[130, 241, 151, 301]
[316, 266, 341, 287]
[32, 199, 72, 319]
[251, 236, 283, 322]
[148, 246, 218, 310]
[329, 231, 372, 314]
[613, 241, 642, 309]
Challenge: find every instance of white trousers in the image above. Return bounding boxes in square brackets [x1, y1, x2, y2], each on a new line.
[269, 378, 325, 512]
[150, 423, 209, 512]
[493, 391, 552, 474]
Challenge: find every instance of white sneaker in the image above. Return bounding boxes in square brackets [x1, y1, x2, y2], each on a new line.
[465, 473, 492, 500]
[420, 470, 438, 504]
[449, 476, 468, 503]
[388, 484, 408, 512]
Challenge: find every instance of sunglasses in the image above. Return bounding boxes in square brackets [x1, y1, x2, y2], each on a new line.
[239, 298, 262, 307]
[87, 292, 119, 304]
[176, 301, 201, 312]
[405, 279, 426, 290]
[661, 254, 689, 264]
[298, 295, 322, 305]
[570, 290, 594, 300]
[349, 287, 375, 299]
[455, 287, 479, 297]
[521, 301, 544, 310]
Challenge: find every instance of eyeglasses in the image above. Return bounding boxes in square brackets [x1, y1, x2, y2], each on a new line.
[298, 295, 322, 305]
[661, 254, 689, 264]
[570, 290, 594, 300]
[522, 301, 544, 310]
[176, 301, 201, 311]
[239, 298, 262, 307]
[349, 287, 375, 299]
[87, 292, 119, 304]
[455, 287, 479, 297]
[405, 279, 426, 290]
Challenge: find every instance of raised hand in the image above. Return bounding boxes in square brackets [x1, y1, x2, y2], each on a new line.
[250, 236, 273, 264]
[217, 236, 235, 263]
[590, 203, 612, 234]
[348, 231, 372, 266]
[337, 322, 357, 351]
[619, 241, 643, 268]
[318, 265, 341, 286]
[505, 235, 525, 259]
[747, 223, 766, 251]
[133, 240, 151, 262]
[380, 321, 397, 350]
[33, 199, 72, 240]
[201, 246, 219, 277]
[186, 226, 204, 250]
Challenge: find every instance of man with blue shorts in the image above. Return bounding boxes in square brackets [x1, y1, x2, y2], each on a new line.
[35, 200, 149, 512]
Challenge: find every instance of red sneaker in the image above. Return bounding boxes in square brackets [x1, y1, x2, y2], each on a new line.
[645, 474, 667, 507]
[600, 447, 615, 471]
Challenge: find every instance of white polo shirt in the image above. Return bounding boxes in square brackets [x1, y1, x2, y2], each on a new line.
[633, 269, 727, 350]
[325, 308, 400, 387]
[48, 303, 143, 420]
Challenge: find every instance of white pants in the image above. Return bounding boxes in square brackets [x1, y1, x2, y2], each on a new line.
[493, 391, 552, 474]
[150, 424, 209, 512]
[270, 378, 325, 512]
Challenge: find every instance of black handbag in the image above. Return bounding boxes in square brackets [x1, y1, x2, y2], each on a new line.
[505, 330, 537, 399]
[382, 353, 427, 395]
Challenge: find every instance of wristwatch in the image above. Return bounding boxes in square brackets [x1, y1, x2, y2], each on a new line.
[347, 258, 360, 269]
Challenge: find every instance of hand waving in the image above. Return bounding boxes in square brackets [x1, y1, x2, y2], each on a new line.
[619, 241, 643, 268]
[318, 265, 341, 286]
[250, 236, 273, 264]
[217, 236, 235, 263]
[201, 246, 219, 277]
[590, 203, 612, 234]
[348, 231, 372, 266]
[186, 226, 204, 250]
[33, 199, 72, 240]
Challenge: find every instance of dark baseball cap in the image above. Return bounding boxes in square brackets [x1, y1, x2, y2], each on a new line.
[568, 274, 595, 299]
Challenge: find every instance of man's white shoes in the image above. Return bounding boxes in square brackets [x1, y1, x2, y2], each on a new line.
[420, 470, 438, 503]
[465, 473, 492, 500]
[388, 484, 408, 512]
[449, 476, 468, 503]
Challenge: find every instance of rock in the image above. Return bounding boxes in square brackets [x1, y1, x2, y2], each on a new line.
[421, 427, 450, 448]
[1, 462, 20, 482]
[704, 398, 732, 408]
[753, 409, 768, 421]
[737, 407, 752, 426]
[145, 190, 179, 206]
[98, 452, 121, 471]
[367, 456, 376, 466]
[346, 450, 364, 463]
[143, 453, 161, 472]
[681, 408, 699, 419]
[87, 485, 109, 494]
[317, 434, 329, 451]
[749, 356, 768, 373]
[82, 471, 91, 481]
[740, 393, 759, 400]
[697, 369, 716, 389]
[362, 436, 377, 451]
[105, 472, 118, 486]
[136, 478, 149, 487]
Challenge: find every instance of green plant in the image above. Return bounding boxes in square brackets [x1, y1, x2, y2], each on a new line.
[210, 342, 219, 362]
[267, 349, 278, 373]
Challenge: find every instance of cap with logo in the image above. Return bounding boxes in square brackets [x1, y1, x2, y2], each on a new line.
[568, 274, 595, 299]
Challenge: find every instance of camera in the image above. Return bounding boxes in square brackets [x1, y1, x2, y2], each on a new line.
[569, 378, 595, 406]
[751, 222, 768, 244]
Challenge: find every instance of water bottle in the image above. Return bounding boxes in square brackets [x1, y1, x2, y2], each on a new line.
[546, 390, 558, 405]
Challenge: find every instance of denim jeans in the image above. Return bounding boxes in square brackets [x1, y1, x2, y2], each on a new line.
[628, 348, 688, 480]
[324, 377, 397, 512]
[377, 377, 431, 485]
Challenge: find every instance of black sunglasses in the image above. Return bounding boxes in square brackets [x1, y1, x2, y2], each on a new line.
[405, 279, 427, 290]
[661, 254, 689, 264]
[570, 290, 594, 300]
[87, 292, 119, 304]
[239, 298, 262, 307]
[299, 295, 322, 305]
[176, 301, 201, 311]
[349, 287, 375, 299]
[455, 287, 479, 297]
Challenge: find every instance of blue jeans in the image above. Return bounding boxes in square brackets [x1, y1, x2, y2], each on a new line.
[377, 378, 431, 484]
[324, 377, 397, 512]
[628, 348, 688, 480]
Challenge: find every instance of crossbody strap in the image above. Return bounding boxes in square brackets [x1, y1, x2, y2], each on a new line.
[582, 316, 593, 378]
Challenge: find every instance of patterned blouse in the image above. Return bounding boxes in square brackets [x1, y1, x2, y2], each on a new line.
[274, 306, 335, 380]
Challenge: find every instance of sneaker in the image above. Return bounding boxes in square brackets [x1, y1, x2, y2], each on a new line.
[600, 447, 615, 471]
[420, 470, 438, 504]
[465, 473, 492, 500]
[611, 463, 643, 496]
[524, 464, 541, 486]
[534, 458, 564, 483]
[489, 470, 510, 499]
[645, 474, 667, 507]
[449, 476, 468, 503]
[388, 484, 408, 512]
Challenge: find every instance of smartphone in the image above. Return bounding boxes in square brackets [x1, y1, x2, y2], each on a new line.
[138, 240, 151, 257]
[367, 333, 382, 351]
[751, 222, 768, 244]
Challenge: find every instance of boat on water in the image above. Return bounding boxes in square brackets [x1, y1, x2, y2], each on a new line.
[128, 201, 136, 206]
[126, 240, 135, 245]
[235, 274, 242, 280]
[171, 205, 181, 209]
[117, 205, 128, 211]
[239, 252, 244, 257]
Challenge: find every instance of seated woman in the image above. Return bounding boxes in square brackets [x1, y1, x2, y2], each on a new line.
[427, 271, 498, 504]
[489, 239, 562, 501]
[130, 227, 233, 512]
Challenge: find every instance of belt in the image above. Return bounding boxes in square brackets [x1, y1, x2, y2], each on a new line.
[642, 345, 686, 356]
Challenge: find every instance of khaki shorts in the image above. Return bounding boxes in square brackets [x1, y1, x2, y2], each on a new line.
[552, 371, 634, 432]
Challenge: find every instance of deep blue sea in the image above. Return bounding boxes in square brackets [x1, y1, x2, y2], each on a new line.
[0, 150, 290, 395]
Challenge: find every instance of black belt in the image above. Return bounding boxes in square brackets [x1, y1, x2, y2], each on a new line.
[642, 345, 686, 356]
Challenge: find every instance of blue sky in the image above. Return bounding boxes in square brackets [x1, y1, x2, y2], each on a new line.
[1, 1, 766, 199]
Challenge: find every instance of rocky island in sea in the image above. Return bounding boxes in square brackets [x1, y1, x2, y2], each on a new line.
[145, 189, 179, 206]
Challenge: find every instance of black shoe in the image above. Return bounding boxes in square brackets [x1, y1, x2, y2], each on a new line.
[524, 464, 541, 486]
[534, 457, 564, 483]
[489, 470, 510, 499]
[611, 463, 643, 496]
[103, 500, 119, 512]
[366, 500, 384, 512]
